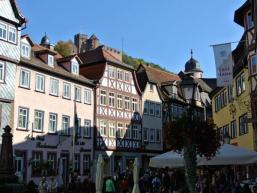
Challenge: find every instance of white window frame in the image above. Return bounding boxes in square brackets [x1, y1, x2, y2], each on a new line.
[49, 113, 57, 133]
[239, 114, 248, 135]
[100, 90, 106, 105]
[84, 89, 91, 104]
[125, 124, 131, 139]
[84, 119, 91, 138]
[155, 103, 161, 117]
[48, 55, 54, 67]
[117, 95, 123, 109]
[0, 22, 7, 40]
[19, 69, 30, 88]
[132, 125, 138, 139]
[149, 102, 155, 116]
[62, 115, 70, 135]
[117, 69, 123, 80]
[125, 72, 130, 82]
[149, 129, 155, 142]
[109, 122, 115, 137]
[33, 110, 44, 132]
[71, 61, 79, 75]
[144, 101, 149, 114]
[109, 66, 115, 78]
[125, 96, 130, 110]
[18, 107, 29, 129]
[74, 86, 82, 102]
[8, 26, 16, 44]
[109, 92, 115, 108]
[236, 73, 245, 96]
[117, 123, 123, 138]
[0, 61, 5, 83]
[132, 98, 138, 112]
[83, 154, 90, 173]
[50, 78, 58, 96]
[250, 54, 257, 75]
[21, 43, 31, 59]
[35, 74, 45, 92]
[99, 120, 106, 136]
[63, 82, 71, 99]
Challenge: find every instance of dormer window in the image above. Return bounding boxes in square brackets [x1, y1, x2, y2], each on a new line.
[48, 55, 54, 66]
[247, 11, 254, 29]
[8, 26, 16, 43]
[21, 43, 31, 59]
[71, 61, 79, 75]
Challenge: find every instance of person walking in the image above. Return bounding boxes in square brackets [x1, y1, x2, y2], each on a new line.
[105, 176, 116, 193]
[38, 177, 48, 193]
[48, 176, 58, 193]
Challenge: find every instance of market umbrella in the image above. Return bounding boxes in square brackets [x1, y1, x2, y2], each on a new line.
[132, 158, 140, 193]
[95, 154, 104, 193]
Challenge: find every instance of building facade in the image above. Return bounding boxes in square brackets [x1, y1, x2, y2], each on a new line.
[78, 47, 142, 175]
[13, 35, 95, 184]
[0, 0, 26, 141]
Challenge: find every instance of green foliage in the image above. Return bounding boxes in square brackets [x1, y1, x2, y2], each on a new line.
[122, 53, 168, 72]
[166, 116, 221, 159]
[54, 40, 74, 57]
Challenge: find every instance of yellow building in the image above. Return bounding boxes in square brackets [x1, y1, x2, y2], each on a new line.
[211, 63, 255, 150]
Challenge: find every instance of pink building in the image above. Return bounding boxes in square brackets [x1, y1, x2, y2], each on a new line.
[13, 35, 95, 185]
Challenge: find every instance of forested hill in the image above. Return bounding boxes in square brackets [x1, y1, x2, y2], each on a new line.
[122, 53, 169, 72]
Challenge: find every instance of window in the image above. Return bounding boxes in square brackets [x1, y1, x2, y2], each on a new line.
[144, 101, 149, 114]
[71, 61, 79, 75]
[156, 129, 161, 143]
[247, 11, 254, 29]
[239, 114, 248, 135]
[75, 118, 81, 137]
[109, 66, 115, 78]
[117, 95, 123, 109]
[149, 129, 155, 142]
[227, 85, 233, 102]
[236, 73, 245, 96]
[84, 89, 91, 104]
[33, 110, 44, 132]
[100, 90, 106, 105]
[74, 154, 80, 172]
[19, 69, 30, 88]
[84, 120, 91, 138]
[32, 151, 43, 175]
[47, 152, 57, 171]
[83, 154, 90, 174]
[49, 113, 57, 133]
[50, 78, 58, 96]
[149, 84, 153, 92]
[155, 104, 161, 117]
[125, 124, 131, 139]
[143, 128, 148, 141]
[149, 102, 155, 115]
[8, 26, 16, 43]
[62, 115, 70, 135]
[230, 120, 237, 139]
[0, 22, 7, 40]
[18, 107, 29, 129]
[125, 72, 130, 82]
[117, 123, 123, 138]
[99, 120, 106, 136]
[109, 93, 115, 108]
[109, 122, 115, 137]
[63, 83, 71, 99]
[125, 96, 130, 110]
[132, 98, 138, 112]
[223, 124, 229, 136]
[48, 55, 54, 66]
[117, 69, 123, 80]
[21, 43, 31, 59]
[0, 61, 4, 82]
[75, 86, 81, 102]
[250, 54, 257, 75]
[215, 89, 228, 111]
[132, 125, 138, 139]
[35, 74, 45, 92]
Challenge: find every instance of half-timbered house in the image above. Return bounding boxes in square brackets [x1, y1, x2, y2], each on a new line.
[78, 46, 142, 175]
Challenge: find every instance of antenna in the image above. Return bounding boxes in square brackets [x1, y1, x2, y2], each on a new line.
[190, 49, 193, 58]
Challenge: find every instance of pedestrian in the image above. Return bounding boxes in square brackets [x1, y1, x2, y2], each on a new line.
[105, 176, 116, 193]
[48, 176, 58, 193]
[242, 184, 251, 193]
[38, 176, 48, 193]
[253, 186, 257, 193]
[152, 174, 161, 193]
[119, 176, 129, 193]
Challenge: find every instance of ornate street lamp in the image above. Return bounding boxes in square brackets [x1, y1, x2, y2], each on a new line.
[180, 75, 198, 105]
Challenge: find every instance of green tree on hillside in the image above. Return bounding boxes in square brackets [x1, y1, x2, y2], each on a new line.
[54, 40, 74, 57]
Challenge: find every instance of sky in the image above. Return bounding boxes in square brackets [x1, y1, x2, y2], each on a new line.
[17, 0, 245, 78]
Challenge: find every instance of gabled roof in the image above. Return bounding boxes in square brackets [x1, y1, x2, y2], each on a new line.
[200, 78, 217, 90]
[139, 63, 180, 86]
[21, 34, 34, 46]
[234, 0, 251, 27]
[57, 54, 83, 64]
[10, 0, 26, 25]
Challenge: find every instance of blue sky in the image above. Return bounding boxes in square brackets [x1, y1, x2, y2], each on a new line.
[18, 0, 245, 78]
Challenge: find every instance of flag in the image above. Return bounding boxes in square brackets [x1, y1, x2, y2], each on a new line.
[213, 43, 234, 87]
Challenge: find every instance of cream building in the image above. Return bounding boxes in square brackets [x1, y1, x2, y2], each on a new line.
[13, 35, 95, 184]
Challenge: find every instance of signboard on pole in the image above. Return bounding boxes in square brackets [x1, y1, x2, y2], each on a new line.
[213, 43, 234, 87]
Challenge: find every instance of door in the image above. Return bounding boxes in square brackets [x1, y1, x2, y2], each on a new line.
[15, 156, 24, 183]
[60, 153, 69, 187]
